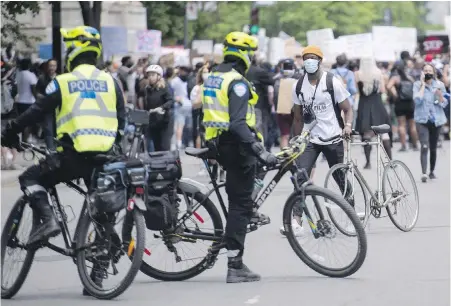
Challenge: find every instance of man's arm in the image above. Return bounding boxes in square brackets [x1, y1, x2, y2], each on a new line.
[291, 81, 303, 135]
[333, 77, 353, 127]
[338, 99, 353, 127]
[12, 79, 61, 133]
[228, 80, 255, 144]
[113, 78, 126, 131]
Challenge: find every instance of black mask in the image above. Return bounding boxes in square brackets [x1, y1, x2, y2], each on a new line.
[126, 62, 134, 68]
[424, 73, 434, 81]
[178, 75, 188, 82]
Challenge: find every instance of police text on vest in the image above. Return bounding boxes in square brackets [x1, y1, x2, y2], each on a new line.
[68, 80, 108, 93]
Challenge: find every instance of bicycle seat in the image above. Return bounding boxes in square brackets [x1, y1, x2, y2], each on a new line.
[371, 124, 391, 134]
[185, 147, 209, 158]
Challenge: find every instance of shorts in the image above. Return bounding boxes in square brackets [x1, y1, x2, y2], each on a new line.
[174, 107, 192, 128]
[394, 100, 414, 120]
[277, 114, 293, 136]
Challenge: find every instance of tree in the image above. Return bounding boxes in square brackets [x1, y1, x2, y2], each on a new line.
[1, 1, 40, 47]
[79, 1, 102, 31]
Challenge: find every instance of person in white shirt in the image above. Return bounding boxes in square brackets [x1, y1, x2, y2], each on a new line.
[170, 66, 192, 149]
[280, 45, 354, 237]
[15, 58, 38, 143]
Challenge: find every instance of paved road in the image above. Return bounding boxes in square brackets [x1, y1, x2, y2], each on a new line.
[1, 143, 450, 306]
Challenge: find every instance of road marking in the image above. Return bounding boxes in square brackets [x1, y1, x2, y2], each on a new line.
[245, 295, 260, 304]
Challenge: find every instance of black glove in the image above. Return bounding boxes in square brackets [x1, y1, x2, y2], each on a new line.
[1, 121, 20, 149]
[250, 142, 278, 166]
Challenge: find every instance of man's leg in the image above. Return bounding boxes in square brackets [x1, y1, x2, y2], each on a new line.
[18, 163, 61, 244]
[220, 144, 260, 283]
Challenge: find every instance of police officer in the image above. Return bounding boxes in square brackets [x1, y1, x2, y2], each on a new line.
[202, 32, 277, 283]
[1, 26, 125, 246]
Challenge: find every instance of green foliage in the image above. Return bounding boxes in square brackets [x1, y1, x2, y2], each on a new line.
[1, 1, 41, 47]
[143, 1, 438, 46]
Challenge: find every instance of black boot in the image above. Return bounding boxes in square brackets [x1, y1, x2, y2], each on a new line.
[226, 255, 261, 283]
[27, 191, 61, 245]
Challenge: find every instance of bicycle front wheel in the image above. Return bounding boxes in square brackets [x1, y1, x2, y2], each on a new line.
[76, 206, 146, 299]
[282, 185, 367, 278]
[382, 160, 419, 232]
[1, 197, 39, 299]
[324, 163, 370, 234]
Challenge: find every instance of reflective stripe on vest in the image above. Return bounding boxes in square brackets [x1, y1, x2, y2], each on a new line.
[56, 65, 118, 152]
[56, 69, 116, 128]
[202, 69, 259, 140]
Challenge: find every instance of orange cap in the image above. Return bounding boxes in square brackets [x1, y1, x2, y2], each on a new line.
[302, 45, 323, 59]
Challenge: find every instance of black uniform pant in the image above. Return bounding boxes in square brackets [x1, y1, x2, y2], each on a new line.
[296, 141, 351, 198]
[217, 142, 256, 255]
[18, 151, 100, 203]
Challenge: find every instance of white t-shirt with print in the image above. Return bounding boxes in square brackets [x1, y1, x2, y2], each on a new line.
[292, 72, 350, 145]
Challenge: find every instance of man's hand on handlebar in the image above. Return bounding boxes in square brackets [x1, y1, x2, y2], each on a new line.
[251, 142, 278, 166]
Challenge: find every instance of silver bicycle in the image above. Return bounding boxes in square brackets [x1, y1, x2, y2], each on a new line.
[323, 124, 419, 233]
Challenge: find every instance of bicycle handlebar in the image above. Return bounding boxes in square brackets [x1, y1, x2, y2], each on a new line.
[318, 130, 359, 142]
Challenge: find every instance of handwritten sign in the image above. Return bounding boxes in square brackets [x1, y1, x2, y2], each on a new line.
[136, 30, 162, 54]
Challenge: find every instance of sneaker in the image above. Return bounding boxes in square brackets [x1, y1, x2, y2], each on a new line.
[398, 146, 407, 152]
[356, 212, 366, 221]
[429, 172, 437, 180]
[421, 174, 428, 183]
[280, 219, 305, 237]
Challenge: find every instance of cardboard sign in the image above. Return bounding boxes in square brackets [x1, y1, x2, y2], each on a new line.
[277, 78, 296, 114]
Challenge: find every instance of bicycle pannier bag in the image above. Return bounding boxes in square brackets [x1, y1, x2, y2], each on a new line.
[147, 151, 182, 182]
[94, 162, 128, 213]
[144, 191, 178, 231]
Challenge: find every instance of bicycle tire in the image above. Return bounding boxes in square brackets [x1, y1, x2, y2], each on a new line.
[76, 207, 146, 300]
[1, 197, 39, 299]
[324, 163, 370, 234]
[382, 160, 419, 232]
[282, 185, 367, 278]
[139, 189, 224, 281]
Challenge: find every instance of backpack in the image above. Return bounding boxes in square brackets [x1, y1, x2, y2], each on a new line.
[398, 79, 413, 101]
[295, 72, 344, 129]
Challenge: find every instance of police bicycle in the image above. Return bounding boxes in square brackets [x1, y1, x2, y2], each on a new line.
[137, 120, 368, 280]
[1, 141, 146, 300]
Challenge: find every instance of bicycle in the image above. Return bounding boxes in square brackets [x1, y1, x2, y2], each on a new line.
[122, 104, 150, 158]
[323, 124, 419, 232]
[1, 141, 146, 300]
[137, 120, 368, 280]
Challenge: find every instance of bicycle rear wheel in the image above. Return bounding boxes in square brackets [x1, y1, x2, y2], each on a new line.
[138, 187, 224, 281]
[1, 197, 39, 299]
[282, 185, 367, 278]
[76, 205, 146, 299]
[382, 160, 419, 232]
[324, 163, 370, 234]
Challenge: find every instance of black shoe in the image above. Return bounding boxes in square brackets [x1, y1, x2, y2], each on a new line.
[429, 172, 437, 180]
[363, 163, 371, 170]
[27, 220, 61, 245]
[227, 264, 261, 283]
[27, 193, 61, 245]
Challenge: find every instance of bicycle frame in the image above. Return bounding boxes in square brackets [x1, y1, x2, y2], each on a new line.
[43, 182, 88, 259]
[344, 134, 401, 207]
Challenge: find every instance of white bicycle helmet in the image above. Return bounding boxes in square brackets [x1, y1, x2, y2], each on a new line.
[146, 64, 163, 77]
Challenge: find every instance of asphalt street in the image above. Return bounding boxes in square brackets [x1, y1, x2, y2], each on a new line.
[1, 142, 450, 306]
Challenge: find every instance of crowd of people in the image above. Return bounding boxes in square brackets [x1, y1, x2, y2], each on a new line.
[1, 42, 450, 182]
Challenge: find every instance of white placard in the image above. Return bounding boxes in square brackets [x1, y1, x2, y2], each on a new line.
[321, 38, 347, 63]
[339, 33, 373, 59]
[372, 26, 397, 62]
[213, 43, 223, 56]
[191, 40, 214, 55]
[306, 28, 334, 49]
[268, 37, 285, 66]
[395, 27, 417, 56]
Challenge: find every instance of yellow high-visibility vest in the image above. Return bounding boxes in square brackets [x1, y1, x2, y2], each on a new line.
[56, 64, 118, 152]
[202, 69, 260, 141]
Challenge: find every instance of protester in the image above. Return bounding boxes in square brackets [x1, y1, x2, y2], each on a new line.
[170, 66, 192, 149]
[355, 57, 392, 168]
[413, 63, 448, 182]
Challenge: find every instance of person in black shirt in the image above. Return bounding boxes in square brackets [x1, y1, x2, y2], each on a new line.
[137, 65, 174, 151]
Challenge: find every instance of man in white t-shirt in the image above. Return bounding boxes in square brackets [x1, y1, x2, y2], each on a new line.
[280, 45, 355, 236]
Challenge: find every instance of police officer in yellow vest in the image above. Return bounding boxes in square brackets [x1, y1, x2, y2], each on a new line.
[202, 32, 277, 283]
[1, 26, 126, 246]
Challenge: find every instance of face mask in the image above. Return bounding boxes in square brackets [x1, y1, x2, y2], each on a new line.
[424, 73, 434, 81]
[202, 73, 209, 82]
[304, 59, 319, 74]
[179, 74, 188, 82]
